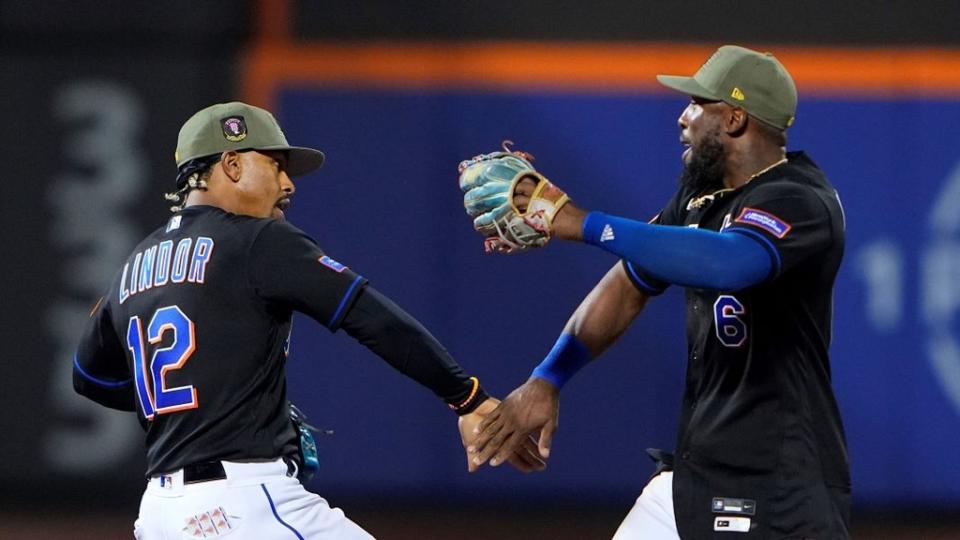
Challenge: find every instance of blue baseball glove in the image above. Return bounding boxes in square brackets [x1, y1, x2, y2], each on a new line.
[458, 142, 570, 253]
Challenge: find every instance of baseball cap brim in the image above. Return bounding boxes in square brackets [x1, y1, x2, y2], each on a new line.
[254, 145, 325, 177]
[656, 75, 723, 101]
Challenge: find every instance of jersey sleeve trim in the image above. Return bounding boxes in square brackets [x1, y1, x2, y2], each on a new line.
[327, 275, 367, 331]
[73, 354, 132, 388]
[724, 227, 782, 279]
[621, 260, 667, 296]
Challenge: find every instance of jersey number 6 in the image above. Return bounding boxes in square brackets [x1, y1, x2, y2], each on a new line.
[126, 305, 198, 419]
[713, 295, 747, 347]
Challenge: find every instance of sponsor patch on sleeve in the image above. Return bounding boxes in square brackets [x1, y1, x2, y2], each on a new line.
[318, 255, 347, 273]
[733, 207, 791, 238]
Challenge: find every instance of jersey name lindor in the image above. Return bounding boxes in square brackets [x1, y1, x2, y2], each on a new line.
[119, 236, 215, 304]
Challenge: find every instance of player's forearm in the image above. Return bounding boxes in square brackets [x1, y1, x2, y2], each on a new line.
[72, 359, 136, 412]
[74, 302, 136, 411]
[579, 212, 773, 290]
[564, 263, 649, 357]
[339, 286, 488, 414]
[531, 263, 648, 389]
[551, 202, 588, 241]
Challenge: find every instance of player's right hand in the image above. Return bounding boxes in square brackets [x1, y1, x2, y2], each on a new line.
[459, 397, 546, 473]
[466, 378, 560, 469]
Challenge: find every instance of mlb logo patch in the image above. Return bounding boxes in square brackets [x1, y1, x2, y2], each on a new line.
[166, 215, 182, 233]
[734, 207, 791, 238]
[318, 255, 347, 273]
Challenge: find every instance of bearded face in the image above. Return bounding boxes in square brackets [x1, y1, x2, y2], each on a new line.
[679, 127, 727, 194]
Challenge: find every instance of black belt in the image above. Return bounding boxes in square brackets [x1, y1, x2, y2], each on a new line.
[181, 457, 298, 484]
[182, 461, 227, 484]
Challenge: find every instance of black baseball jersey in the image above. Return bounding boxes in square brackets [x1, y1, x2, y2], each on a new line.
[624, 152, 851, 539]
[74, 205, 367, 476]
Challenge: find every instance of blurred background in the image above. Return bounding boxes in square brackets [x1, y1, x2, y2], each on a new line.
[3, 0, 960, 538]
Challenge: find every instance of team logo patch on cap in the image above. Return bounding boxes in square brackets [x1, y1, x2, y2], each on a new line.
[734, 207, 791, 238]
[221, 116, 247, 142]
[318, 255, 347, 273]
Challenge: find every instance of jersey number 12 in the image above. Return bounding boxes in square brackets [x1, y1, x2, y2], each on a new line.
[126, 305, 198, 419]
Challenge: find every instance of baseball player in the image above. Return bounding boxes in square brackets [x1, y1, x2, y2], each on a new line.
[72, 102, 544, 539]
[459, 46, 850, 538]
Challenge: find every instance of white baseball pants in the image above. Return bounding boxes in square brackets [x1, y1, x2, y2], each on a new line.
[613, 471, 681, 539]
[134, 458, 373, 539]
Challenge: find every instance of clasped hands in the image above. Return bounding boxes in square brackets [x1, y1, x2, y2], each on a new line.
[457, 377, 560, 473]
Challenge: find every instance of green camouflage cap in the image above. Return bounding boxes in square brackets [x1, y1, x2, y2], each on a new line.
[657, 45, 797, 130]
[175, 101, 325, 177]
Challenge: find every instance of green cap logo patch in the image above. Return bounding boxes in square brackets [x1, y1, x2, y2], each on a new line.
[221, 116, 247, 142]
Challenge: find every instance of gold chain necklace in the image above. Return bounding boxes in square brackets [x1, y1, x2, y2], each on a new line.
[686, 157, 788, 210]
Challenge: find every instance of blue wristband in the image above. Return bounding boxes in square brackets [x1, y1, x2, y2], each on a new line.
[531, 334, 593, 389]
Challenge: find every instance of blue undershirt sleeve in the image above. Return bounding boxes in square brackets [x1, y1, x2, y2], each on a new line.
[582, 211, 775, 291]
[531, 333, 593, 389]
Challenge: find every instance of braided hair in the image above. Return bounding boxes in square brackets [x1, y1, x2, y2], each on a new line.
[165, 154, 222, 213]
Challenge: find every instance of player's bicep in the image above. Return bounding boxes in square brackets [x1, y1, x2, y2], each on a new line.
[622, 259, 669, 296]
[610, 262, 651, 318]
[618, 189, 689, 295]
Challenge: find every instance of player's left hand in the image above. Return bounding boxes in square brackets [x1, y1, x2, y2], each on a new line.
[459, 397, 546, 473]
[458, 142, 571, 253]
[514, 176, 587, 242]
[467, 378, 560, 468]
